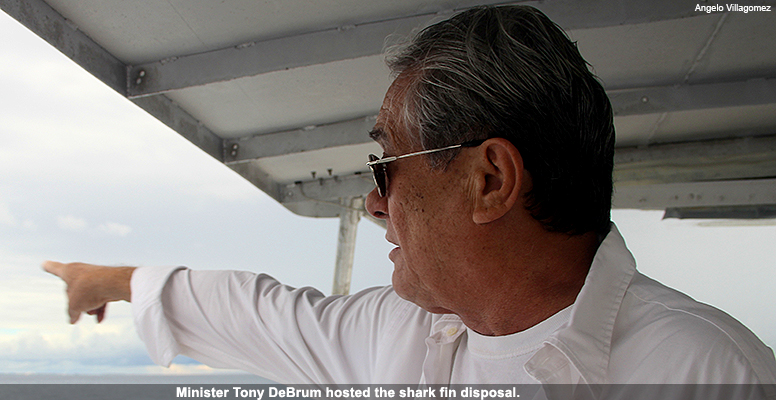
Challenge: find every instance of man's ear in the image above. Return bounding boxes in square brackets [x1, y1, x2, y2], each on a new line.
[471, 138, 524, 225]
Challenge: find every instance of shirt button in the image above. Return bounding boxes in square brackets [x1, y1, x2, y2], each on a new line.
[446, 327, 458, 337]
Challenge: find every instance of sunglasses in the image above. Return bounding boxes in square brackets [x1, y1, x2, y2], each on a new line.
[366, 139, 485, 197]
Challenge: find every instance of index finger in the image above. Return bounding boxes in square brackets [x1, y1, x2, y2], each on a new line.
[42, 260, 65, 278]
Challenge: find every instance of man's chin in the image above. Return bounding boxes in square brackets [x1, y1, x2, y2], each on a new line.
[391, 274, 453, 315]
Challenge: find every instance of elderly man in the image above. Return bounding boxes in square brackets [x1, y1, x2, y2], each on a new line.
[45, 5, 775, 392]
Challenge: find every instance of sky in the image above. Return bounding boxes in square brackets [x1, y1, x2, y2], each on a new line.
[0, 8, 775, 377]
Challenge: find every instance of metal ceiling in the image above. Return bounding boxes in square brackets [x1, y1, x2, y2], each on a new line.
[3, 0, 776, 220]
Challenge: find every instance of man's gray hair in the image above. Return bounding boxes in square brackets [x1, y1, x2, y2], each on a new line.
[386, 5, 615, 235]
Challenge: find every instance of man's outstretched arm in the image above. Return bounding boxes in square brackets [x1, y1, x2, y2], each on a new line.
[42, 261, 135, 324]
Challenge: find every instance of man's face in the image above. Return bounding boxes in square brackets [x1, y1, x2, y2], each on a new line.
[365, 76, 474, 314]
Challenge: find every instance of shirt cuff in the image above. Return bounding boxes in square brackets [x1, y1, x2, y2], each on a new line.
[131, 265, 186, 367]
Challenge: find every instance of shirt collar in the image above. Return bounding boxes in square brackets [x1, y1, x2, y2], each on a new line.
[525, 223, 638, 386]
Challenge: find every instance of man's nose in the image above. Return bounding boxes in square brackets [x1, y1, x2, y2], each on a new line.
[365, 186, 388, 219]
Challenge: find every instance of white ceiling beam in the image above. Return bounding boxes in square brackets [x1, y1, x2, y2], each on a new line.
[610, 78, 776, 116]
[125, 0, 716, 98]
[224, 115, 376, 163]
[125, 12, 434, 98]
[613, 178, 776, 210]
[614, 134, 776, 185]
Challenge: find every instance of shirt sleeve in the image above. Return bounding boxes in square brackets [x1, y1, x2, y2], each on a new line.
[131, 265, 185, 367]
[131, 266, 409, 384]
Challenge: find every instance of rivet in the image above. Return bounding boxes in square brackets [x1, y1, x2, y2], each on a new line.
[135, 70, 146, 85]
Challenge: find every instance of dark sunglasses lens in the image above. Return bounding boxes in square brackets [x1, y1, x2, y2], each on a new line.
[368, 154, 387, 197]
[375, 165, 387, 196]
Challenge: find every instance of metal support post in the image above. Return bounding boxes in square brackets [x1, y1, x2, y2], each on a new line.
[332, 197, 363, 295]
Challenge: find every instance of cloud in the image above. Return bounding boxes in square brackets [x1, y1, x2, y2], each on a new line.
[21, 220, 36, 231]
[0, 318, 148, 364]
[0, 202, 35, 231]
[0, 202, 16, 226]
[98, 222, 132, 237]
[147, 362, 219, 375]
[57, 215, 87, 232]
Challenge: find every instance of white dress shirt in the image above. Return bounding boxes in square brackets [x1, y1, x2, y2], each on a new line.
[132, 224, 776, 396]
